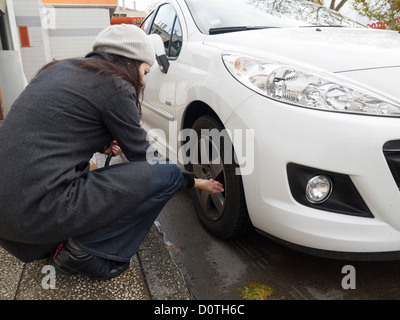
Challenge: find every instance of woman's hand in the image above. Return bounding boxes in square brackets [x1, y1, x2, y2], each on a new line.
[194, 179, 224, 194]
[103, 140, 121, 156]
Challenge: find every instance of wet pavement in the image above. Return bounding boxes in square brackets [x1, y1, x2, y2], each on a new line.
[157, 189, 400, 300]
[0, 224, 191, 300]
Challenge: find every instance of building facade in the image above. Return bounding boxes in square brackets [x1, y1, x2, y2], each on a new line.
[17, 0, 118, 80]
[112, 1, 147, 26]
[0, 0, 117, 118]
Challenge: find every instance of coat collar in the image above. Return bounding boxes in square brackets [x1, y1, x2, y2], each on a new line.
[85, 51, 114, 62]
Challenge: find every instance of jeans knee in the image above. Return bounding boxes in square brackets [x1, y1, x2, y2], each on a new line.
[167, 163, 183, 191]
[153, 162, 183, 194]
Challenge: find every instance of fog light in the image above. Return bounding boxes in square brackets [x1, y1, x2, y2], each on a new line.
[305, 175, 332, 204]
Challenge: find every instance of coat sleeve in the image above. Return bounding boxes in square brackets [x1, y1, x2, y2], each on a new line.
[103, 83, 195, 189]
[103, 86, 151, 162]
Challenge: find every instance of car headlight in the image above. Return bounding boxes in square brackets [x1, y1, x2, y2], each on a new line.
[222, 52, 400, 116]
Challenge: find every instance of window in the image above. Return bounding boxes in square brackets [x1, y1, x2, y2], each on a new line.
[150, 4, 182, 58]
[18, 26, 30, 48]
[170, 18, 182, 57]
[140, 11, 154, 33]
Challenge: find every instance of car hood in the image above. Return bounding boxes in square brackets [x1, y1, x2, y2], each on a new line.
[203, 27, 400, 73]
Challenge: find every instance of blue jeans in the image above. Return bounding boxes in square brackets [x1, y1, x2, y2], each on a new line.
[71, 162, 183, 262]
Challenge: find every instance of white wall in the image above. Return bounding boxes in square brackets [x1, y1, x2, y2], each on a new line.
[0, 0, 27, 116]
[13, 0, 47, 81]
[0, 51, 27, 115]
[12, 1, 112, 81]
[49, 8, 110, 59]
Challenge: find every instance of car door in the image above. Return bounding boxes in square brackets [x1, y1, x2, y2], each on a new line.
[141, 3, 184, 163]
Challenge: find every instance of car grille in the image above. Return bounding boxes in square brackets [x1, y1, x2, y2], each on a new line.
[383, 140, 400, 190]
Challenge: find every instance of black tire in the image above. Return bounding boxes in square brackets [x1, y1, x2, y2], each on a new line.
[185, 115, 253, 239]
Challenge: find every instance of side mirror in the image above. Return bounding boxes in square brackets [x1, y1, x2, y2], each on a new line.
[148, 34, 170, 74]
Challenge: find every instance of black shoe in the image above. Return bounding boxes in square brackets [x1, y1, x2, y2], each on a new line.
[51, 246, 129, 280]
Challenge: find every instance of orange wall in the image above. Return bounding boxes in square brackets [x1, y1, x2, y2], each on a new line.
[41, 0, 118, 5]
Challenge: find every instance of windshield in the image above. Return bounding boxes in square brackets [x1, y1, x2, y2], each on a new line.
[184, 0, 366, 34]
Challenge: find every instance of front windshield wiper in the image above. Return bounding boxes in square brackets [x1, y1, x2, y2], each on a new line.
[209, 26, 275, 35]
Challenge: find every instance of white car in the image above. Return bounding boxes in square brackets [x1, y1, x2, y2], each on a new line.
[141, 0, 400, 259]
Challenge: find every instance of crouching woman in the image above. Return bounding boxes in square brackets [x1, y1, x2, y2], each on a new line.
[0, 25, 223, 280]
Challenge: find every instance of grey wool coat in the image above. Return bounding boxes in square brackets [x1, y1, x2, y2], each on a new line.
[0, 52, 155, 262]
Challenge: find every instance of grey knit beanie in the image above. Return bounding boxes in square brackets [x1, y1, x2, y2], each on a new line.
[92, 24, 155, 66]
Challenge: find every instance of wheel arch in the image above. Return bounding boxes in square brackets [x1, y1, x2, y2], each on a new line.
[181, 100, 224, 132]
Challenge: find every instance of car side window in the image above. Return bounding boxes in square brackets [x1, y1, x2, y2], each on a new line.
[170, 17, 182, 57]
[150, 4, 182, 58]
[140, 11, 154, 33]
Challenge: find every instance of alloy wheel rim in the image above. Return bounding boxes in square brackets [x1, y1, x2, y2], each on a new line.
[192, 135, 226, 221]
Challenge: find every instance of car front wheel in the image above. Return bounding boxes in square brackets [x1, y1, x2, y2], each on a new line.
[186, 116, 252, 239]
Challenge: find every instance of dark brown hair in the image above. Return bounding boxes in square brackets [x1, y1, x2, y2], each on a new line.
[36, 53, 144, 116]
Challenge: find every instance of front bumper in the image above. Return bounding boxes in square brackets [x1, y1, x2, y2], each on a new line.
[225, 93, 400, 255]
